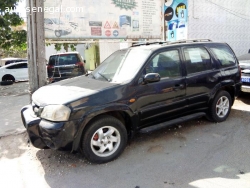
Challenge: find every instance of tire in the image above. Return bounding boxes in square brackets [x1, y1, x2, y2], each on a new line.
[55, 30, 61, 37]
[81, 115, 127, 164]
[0, 80, 13, 86]
[208, 90, 232, 122]
[2, 75, 15, 82]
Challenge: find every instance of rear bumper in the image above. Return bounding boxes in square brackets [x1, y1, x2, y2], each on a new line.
[241, 85, 250, 93]
[21, 105, 81, 150]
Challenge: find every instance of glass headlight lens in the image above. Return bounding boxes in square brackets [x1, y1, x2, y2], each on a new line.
[41, 105, 71, 121]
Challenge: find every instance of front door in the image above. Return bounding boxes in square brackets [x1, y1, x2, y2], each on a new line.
[134, 48, 187, 127]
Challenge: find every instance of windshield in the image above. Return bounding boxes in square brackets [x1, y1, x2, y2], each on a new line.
[91, 48, 151, 83]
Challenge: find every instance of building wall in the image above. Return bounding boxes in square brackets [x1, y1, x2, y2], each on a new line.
[188, 0, 250, 56]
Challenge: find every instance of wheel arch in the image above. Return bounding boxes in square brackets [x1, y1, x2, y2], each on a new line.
[209, 81, 236, 106]
[72, 105, 137, 152]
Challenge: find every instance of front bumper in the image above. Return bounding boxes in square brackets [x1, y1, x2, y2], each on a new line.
[21, 105, 81, 150]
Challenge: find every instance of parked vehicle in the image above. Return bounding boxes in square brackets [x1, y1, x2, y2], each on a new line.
[21, 39, 241, 164]
[47, 52, 86, 83]
[44, 18, 72, 37]
[0, 62, 28, 83]
[238, 51, 250, 93]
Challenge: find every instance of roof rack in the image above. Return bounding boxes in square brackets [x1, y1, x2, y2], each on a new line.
[131, 39, 212, 47]
[167, 39, 212, 45]
[132, 41, 168, 47]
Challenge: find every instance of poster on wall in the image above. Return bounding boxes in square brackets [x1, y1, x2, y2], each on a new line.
[164, 0, 188, 41]
[44, 0, 162, 40]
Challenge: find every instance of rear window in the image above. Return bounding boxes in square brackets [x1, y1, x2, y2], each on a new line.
[210, 45, 236, 67]
[48, 54, 81, 66]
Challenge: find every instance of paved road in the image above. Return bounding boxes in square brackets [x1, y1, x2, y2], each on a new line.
[0, 82, 250, 188]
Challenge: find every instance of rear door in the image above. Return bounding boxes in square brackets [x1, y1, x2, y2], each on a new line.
[135, 48, 187, 127]
[182, 45, 220, 110]
[6, 63, 28, 80]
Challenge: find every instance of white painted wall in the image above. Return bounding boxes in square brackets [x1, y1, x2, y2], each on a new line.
[188, 0, 250, 56]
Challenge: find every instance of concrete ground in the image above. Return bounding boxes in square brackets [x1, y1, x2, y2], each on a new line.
[0, 82, 250, 188]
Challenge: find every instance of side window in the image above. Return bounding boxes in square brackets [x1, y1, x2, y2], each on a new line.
[210, 46, 236, 67]
[146, 50, 181, 78]
[184, 47, 212, 74]
[7, 63, 27, 69]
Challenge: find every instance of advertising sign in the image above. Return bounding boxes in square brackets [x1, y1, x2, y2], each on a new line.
[44, 0, 162, 39]
[164, 0, 188, 41]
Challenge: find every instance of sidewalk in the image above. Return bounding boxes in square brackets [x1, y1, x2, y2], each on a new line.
[0, 82, 30, 137]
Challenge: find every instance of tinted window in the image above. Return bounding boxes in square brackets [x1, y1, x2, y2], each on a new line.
[146, 50, 181, 78]
[184, 47, 212, 74]
[210, 46, 236, 67]
[7, 63, 27, 69]
[48, 54, 81, 66]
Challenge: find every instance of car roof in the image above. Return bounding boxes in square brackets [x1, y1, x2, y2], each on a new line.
[50, 52, 80, 56]
[130, 39, 220, 51]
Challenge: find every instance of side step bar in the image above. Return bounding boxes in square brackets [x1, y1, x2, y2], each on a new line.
[139, 112, 206, 134]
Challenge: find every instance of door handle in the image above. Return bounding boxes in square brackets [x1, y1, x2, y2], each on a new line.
[174, 84, 184, 90]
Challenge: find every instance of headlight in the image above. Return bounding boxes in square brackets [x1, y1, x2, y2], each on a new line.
[41, 105, 71, 121]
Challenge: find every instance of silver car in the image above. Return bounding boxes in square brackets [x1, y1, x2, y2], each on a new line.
[238, 51, 250, 93]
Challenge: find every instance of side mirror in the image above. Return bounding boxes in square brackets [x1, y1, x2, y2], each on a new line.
[248, 49, 250, 53]
[143, 73, 160, 84]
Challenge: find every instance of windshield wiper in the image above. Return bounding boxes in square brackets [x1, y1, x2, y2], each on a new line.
[98, 72, 110, 82]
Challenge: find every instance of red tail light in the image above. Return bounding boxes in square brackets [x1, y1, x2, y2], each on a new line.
[47, 65, 54, 69]
[75, 62, 84, 67]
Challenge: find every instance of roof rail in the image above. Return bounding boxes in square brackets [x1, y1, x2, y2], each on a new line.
[132, 41, 168, 47]
[167, 39, 212, 45]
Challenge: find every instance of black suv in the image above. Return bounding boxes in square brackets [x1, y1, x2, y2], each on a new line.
[21, 39, 241, 164]
[47, 52, 85, 82]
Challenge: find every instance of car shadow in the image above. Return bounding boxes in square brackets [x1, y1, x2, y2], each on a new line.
[36, 109, 250, 188]
[237, 92, 250, 105]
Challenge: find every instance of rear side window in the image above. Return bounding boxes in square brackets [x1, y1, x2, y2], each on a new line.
[184, 47, 212, 74]
[210, 46, 236, 67]
[7, 63, 27, 69]
[49, 54, 81, 66]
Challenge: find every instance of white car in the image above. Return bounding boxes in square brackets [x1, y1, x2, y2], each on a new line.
[0, 62, 28, 82]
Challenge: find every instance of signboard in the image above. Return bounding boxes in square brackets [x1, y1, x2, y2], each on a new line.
[164, 0, 188, 41]
[44, 0, 162, 39]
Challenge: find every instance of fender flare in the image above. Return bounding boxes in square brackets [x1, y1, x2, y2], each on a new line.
[71, 103, 136, 151]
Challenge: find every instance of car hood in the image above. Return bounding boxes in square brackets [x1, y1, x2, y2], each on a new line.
[32, 76, 118, 106]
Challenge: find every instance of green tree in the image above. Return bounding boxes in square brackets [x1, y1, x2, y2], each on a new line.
[0, 0, 27, 57]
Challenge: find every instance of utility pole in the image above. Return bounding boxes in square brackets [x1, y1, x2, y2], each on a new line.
[26, 0, 47, 97]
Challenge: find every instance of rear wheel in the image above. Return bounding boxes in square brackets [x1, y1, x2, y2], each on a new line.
[81, 115, 127, 164]
[2, 75, 15, 82]
[208, 90, 232, 122]
[0, 80, 13, 85]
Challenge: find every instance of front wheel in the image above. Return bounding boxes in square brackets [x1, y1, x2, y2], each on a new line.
[81, 115, 127, 164]
[208, 90, 232, 122]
